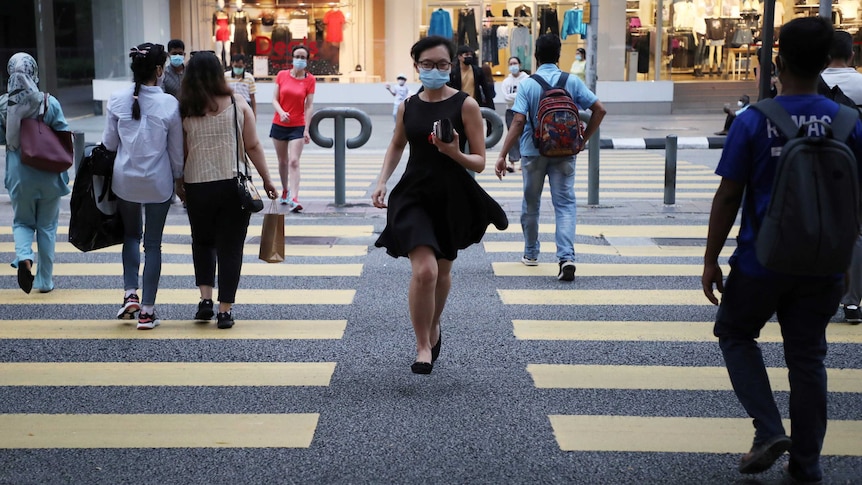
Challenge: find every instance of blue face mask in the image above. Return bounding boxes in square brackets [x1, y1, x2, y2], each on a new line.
[233, 67, 244, 76]
[508, 65, 520, 75]
[418, 68, 450, 90]
[293, 58, 307, 70]
[169, 55, 184, 67]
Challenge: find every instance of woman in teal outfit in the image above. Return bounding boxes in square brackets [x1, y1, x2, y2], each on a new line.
[0, 53, 70, 293]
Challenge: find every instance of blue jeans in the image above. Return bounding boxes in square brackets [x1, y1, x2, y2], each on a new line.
[520, 154, 576, 262]
[10, 195, 61, 291]
[118, 198, 172, 306]
[714, 269, 843, 482]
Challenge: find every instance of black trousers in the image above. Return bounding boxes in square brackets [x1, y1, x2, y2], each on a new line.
[185, 179, 250, 304]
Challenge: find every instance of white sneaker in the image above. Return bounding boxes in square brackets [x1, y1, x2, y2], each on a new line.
[521, 255, 539, 266]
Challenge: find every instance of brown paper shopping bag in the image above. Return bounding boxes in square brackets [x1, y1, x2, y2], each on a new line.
[259, 201, 285, 263]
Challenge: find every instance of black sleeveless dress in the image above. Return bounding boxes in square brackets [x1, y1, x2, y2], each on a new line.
[375, 91, 508, 260]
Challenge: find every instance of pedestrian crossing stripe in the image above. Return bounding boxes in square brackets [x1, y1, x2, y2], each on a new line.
[0, 243, 368, 257]
[2, 263, 364, 277]
[0, 320, 347, 339]
[486, 224, 727, 237]
[483, 241, 735, 258]
[548, 415, 862, 455]
[512, 320, 862, 344]
[0, 414, 319, 448]
[0, 289, 355, 305]
[497, 289, 711, 306]
[0, 362, 337, 386]
[483, 190, 716, 199]
[527, 364, 862, 393]
[493, 262, 730, 277]
[0, 225, 375, 238]
[481, 182, 720, 189]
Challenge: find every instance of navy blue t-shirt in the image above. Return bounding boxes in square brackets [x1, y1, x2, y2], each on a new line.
[716, 94, 862, 278]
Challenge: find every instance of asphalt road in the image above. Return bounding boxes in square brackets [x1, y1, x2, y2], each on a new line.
[0, 147, 860, 484]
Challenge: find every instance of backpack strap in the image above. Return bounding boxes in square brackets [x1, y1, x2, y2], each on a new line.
[529, 73, 552, 91]
[830, 104, 858, 142]
[751, 98, 799, 140]
[555, 72, 570, 89]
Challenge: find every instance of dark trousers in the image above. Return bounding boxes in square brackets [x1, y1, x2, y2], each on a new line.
[184, 179, 250, 304]
[713, 269, 843, 482]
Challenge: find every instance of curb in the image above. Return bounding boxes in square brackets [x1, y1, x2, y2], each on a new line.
[598, 136, 726, 150]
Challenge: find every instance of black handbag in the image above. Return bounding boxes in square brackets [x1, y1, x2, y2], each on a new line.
[231, 96, 264, 213]
[68, 144, 124, 252]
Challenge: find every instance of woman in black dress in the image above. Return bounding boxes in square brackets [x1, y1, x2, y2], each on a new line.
[372, 36, 508, 375]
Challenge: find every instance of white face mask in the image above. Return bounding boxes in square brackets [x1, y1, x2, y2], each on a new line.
[737, 101, 744, 107]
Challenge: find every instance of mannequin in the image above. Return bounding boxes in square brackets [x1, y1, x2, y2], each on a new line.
[705, 17, 725, 76]
[213, 0, 231, 67]
[231, 0, 251, 55]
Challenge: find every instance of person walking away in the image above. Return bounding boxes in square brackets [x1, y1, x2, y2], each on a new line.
[372, 36, 508, 375]
[178, 51, 277, 329]
[820, 30, 862, 324]
[270, 44, 314, 212]
[102, 43, 184, 329]
[225, 53, 257, 118]
[494, 34, 606, 282]
[385, 73, 411, 124]
[501, 56, 528, 173]
[701, 17, 862, 483]
[0, 53, 70, 294]
[162, 39, 186, 99]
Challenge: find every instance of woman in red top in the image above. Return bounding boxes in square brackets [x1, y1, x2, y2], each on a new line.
[270, 44, 315, 212]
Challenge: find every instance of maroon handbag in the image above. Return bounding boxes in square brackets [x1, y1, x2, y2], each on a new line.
[20, 93, 74, 173]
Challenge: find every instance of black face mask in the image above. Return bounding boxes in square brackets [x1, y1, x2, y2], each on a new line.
[463, 56, 475, 66]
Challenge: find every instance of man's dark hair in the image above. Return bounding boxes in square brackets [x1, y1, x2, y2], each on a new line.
[456, 45, 475, 56]
[740, 94, 750, 105]
[230, 53, 245, 63]
[535, 34, 562, 65]
[410, 36, 455, 63]
[167, 39, 185, 52]
[829, 30, 853, 63]
[778, 17, 834, 79]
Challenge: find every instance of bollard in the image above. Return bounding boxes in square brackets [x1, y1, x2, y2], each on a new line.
[72, 131, 85, 174]
[480, 107, 504, 148]
[664, 134, 678, 205]
[308, 108, 373, 206]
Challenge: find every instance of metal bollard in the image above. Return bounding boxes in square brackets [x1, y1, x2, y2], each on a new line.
[664, 135, 678, 205]
[308, 108, 373, 206]
[480, 107, 504, 148]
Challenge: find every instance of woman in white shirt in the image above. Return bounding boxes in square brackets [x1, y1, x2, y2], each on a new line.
[501, 56, 529, 172]
[102, 43, 184, 329]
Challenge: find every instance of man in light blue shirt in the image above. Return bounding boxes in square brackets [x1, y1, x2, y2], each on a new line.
[495, 34, 606, 282]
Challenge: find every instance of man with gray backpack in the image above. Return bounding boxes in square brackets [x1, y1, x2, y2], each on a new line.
[702, 17, 862, 484]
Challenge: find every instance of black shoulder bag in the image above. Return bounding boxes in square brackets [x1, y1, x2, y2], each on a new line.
[232, 95, 264, 213]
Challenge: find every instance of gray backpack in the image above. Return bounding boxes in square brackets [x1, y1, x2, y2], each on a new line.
[750, 99, 860, 275]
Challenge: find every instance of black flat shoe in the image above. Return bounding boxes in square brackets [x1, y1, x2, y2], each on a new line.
[431, 331, 442, 363]
[17, 261, 33, 294]
[411, 361, 433, 374]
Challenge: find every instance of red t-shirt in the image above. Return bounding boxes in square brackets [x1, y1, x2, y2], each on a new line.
[324, 9, 346, 43]
[272, 70, 316, 128]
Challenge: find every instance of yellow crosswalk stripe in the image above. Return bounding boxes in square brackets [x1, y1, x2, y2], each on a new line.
[512, 320, 862, 344]
[0, 414, 319, 448]
[491, 224, 723, 237]
[528, 364, 862, 393]
[548, 415, 862, 455]
[0, 320, 347, 339]
[482, 241, 734, 258]
[9, 263, 363, 277]
[0, 225, 375, 237]
[0, 362, 336, 386]
[0, 289, 355, 305]
[483, 190, 715, 199]
[0, 243, 368, 256]
[498, 289, 709, 306]
[493, 262, 729, 277]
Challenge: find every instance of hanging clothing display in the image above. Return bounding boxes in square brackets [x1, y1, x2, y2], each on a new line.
[497, 25, 509, 49]
[429, 9, 454, 38]
[539, 6, 560, 36]
[481, 25, 499, 65]
[324, 8, 346, 43]
[457, 8, 479, 49]
[232, 10, 250, 54]
[513, 4, 532, 19]
[561, 8, 587, 40]
[510, 25, 532, 72]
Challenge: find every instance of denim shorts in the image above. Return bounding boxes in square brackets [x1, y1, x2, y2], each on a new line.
[270, 124, 304, 141]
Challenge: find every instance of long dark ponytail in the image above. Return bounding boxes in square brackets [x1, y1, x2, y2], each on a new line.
[129, 43, 167, 120]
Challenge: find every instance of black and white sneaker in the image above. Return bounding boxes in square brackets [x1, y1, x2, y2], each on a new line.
[557, 260, 576, 282]
[117, 293, 141, 319]
[844, 305, 862, 324]
[137, 312, 161, 330]
[217, 311, 235, 329]
[195, 299, 214, 321]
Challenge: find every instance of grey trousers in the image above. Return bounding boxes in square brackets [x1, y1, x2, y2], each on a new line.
[841, 234, 862, 306]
